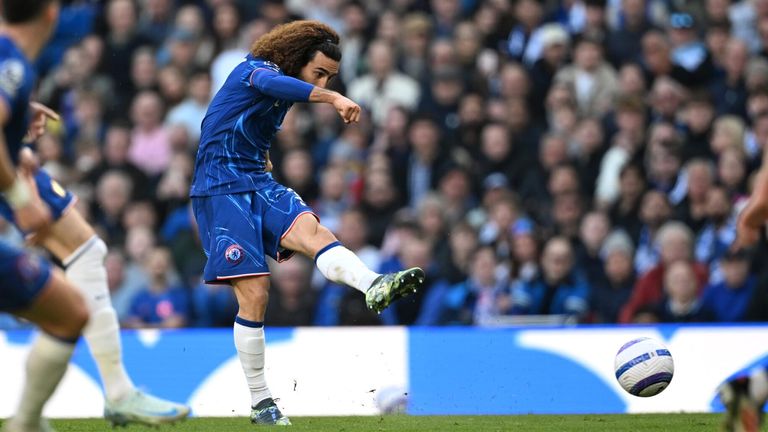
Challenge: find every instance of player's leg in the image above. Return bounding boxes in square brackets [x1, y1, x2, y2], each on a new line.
[19, 171, 189, 425]
[279, 213, 424, 313]
[719, 367, 768, 432]
[230, 276, 290, 426]
[191, 193, 290, 426]
[3, 259, 88, 432]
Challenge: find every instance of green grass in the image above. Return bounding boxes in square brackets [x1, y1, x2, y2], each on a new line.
[1, 414, 724, 431]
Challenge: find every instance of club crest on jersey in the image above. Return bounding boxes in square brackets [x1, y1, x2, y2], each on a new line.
[225, 244, 245, 264]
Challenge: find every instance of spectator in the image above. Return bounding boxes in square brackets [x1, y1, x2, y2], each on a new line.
[554, 35, 618, 117]
[124, 247, 189, 328]
[128, 91, 171, 176]
[620, 221, 709, 323]
[695, 186, 737, 283]
[266, 257, 316, 327]
[701, 250, 757, 322]
[711, 38, 749, 118]
[590, 230, 636, 324]
[607, 162, 646, 241]
[509, 236, 590, 318]
[101, 0, 153, 111]
[93, 170, 134, 243]
[675, 158, 716, 233]
[653, 260, 715, 323]
[166, 69, 212, 142]
[718, 146, 748, 197]
[605, 0, 653, 66]
[85, 122, 151, 200]
[348, 39, 420, 125]
[105, 248, 145, 321]
[667, 12, 714, 88]
[429, 246, 510, 325]
[575, 211, 612, 288]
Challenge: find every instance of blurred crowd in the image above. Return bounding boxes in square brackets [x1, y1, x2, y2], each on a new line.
[4, 0, 768, 329]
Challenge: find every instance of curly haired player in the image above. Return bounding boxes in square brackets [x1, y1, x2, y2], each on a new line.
[190, 20, 424, 425]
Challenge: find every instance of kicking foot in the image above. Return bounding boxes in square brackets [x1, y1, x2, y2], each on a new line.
[2, 418, 55, 432]
[719, 377, 762, 432]
[251, 398, 291, 426]
[104, 390, 190, 427]
[365, 267, 425, 313]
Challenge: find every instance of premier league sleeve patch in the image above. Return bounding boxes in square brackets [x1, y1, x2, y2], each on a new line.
[0, 59, 24, 100]
[225, 244, 245, 264]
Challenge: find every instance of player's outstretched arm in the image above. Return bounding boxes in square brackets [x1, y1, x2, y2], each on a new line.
[250, 69, 361, 123]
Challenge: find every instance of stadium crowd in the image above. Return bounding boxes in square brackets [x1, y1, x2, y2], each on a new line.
[3, 0, 768, 328]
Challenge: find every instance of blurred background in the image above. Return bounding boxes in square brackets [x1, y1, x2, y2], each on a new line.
[1, 0, 767, 331]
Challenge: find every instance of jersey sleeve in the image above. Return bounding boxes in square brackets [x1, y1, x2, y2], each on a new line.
[247, 67, 314, 102]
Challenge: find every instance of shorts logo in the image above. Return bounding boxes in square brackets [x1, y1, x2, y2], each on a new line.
[225, 244, 244, 264]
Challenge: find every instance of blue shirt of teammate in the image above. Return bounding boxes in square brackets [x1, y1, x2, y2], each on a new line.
[0, 35, 34, 165]
[190, 55, 315, 197]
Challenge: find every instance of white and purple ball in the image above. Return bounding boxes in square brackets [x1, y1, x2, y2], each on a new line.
[614, 337, 674, 397]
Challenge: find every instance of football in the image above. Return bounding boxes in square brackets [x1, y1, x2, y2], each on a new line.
[614, 337, 674, 397]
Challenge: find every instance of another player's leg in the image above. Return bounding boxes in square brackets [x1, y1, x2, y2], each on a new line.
[719, 367, 768, 432]
[33, 206, 189, 426]
[231, 276, 291, 426]
[3, 266, 88, 432]
[280, 213, 424, 313]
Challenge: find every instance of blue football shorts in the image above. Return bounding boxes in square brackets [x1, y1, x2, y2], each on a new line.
[192, 180, 316, 284]
[0, 240, 52, 311]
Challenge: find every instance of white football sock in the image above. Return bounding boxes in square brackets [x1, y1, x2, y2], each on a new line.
[750, 367, 768, 404]
[315, 242, 379, 293]
[234, 318, 272, 407]
[13, 332, 75, 428]
[64, 236, 134, 402]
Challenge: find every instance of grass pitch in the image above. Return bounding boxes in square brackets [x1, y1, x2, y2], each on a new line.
[2, 414, 722, 431]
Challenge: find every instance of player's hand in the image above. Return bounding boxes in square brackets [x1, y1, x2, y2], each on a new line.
[332, 94, 361, 124]
[265, 152, 273, 172]
[17, 147, 39, 176]
[9, 175, 51, 233]
[733, 215, 761, 251]
[25, 102, 60, 142]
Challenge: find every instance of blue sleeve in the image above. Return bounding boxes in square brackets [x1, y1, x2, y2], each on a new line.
[249, 68, 314, 102]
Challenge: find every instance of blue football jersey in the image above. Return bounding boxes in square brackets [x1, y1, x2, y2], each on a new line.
[190, 55, 314, 197]
[0, 35, 34, 165]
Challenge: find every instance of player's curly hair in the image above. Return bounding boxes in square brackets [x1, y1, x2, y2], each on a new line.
[250, 20, 342, 78]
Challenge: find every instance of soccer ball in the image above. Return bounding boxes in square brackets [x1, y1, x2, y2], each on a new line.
[614, 337, 674, 397]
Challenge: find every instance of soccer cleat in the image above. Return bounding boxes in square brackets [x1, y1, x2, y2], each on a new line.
[719, 377, 762, 432]
[1, 418, 55, 432]
[365, 267, 425, 314]
[104, 390, 190, 427]
[251, 398, 291, 426]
